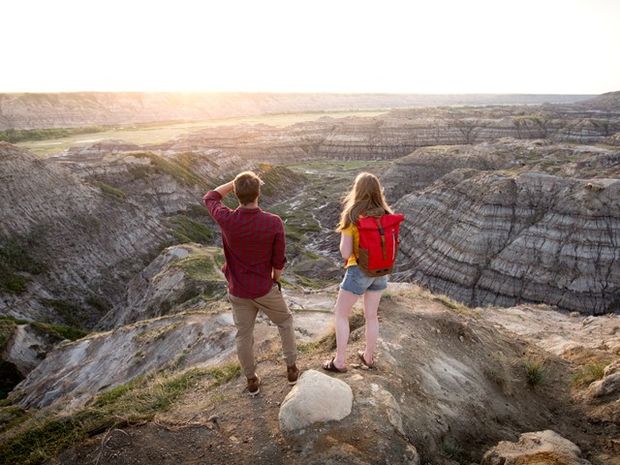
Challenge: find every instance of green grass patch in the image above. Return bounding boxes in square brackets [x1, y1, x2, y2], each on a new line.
[572, 363, 605, 388]
[0, 238, 45, 295]
[0, 405, 29, 433]
[0, 316, 86, 343]
[131, 152, 209, 188]
[174, 253, 222, 282]
[431, 294, 480, 318]
[31, 322, 87, 342]
[0, 363, 240, 465]
[0, 127, 106, 144]
[0, 319, 18, 353]
[169, 215, 214, 245]
[93, 181, 126, 199]
[292, 273, 331, 290]
[40, 299, 84, 329]
[523, 359, 545, 387]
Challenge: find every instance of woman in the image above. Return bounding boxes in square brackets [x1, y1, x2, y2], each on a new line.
[322, 172, 395, 372]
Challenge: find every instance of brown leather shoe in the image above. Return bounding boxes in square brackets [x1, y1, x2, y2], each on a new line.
[287, 364, 300, 385]
[247, 375, 260, 396]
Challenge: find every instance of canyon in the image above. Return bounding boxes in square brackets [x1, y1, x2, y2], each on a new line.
[0, 91, 619, 464]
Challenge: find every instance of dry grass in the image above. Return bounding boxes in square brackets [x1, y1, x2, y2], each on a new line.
[572, 363, 605, 389]
[0, 362, 240, 465]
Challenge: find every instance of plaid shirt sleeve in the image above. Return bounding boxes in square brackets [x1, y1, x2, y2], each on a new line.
[271, 217, 287, 270]
[203, 191, 232, 224]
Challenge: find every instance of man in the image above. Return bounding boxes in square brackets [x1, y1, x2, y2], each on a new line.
[203, 171, 298, 396]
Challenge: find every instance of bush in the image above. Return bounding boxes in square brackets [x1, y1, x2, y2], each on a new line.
[523, 359, 544, 387]
[572, 363, 605, 388]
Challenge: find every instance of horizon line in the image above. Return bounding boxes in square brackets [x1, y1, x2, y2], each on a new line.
[0, 90, 606, 96]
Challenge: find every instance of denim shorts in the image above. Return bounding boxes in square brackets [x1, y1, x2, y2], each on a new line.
[340, 265, 388, 296]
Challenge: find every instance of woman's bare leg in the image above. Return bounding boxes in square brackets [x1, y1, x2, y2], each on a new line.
[362, 290, 383, 365]
[333, 289, 360, 369]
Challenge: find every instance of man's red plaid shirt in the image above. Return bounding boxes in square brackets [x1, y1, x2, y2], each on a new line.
[203, 191, 286, 298]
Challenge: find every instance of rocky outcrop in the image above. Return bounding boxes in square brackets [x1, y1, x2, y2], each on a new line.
[586, 360, 620, 400]
[482, 430, 591, 465]
[394, 171, 620, 314]
[11, 312, 237, 409]
[0, 142, 168, 326]
[98, 244, 227, 328]
[2, 324, 64, 376]
[278, 369, 353, 432]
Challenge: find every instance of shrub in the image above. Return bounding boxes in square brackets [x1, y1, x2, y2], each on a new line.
[524, 359, 545, 386]
[572, 363, 605, 388]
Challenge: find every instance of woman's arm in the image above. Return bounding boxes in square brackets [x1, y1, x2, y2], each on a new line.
[339, 232, 353, 260]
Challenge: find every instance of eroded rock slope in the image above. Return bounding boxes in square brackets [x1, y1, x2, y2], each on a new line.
[394, 170, 620, 314]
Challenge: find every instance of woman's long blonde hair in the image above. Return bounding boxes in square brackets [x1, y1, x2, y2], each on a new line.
[337, 172, 393, 231]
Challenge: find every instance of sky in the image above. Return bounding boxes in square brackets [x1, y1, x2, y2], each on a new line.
[1, 0, 619, 94]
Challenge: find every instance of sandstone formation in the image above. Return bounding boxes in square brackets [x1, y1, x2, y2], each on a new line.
[278, 369, 353, 432]
[481, 430, 591, 465]
[394, 171, 620, 314]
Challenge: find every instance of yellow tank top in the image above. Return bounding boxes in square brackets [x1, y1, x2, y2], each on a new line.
[341, 224, 359, 268]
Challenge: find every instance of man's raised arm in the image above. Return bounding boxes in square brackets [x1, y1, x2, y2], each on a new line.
[203, 180, 235, 222]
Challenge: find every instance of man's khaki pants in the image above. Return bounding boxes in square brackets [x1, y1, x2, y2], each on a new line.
[228, 284, 297, 379]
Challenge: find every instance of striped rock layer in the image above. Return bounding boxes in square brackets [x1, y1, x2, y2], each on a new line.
[395, 170, 620, 314]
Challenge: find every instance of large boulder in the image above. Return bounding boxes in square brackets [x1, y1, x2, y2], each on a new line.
[278, 369, 353, 432]
[482, 430, 591, 465]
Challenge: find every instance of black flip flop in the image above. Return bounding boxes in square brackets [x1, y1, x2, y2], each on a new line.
[357, 350, 375, 369]
[322, 358, 347, 373]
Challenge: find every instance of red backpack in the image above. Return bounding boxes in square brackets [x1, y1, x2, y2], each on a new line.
[356, 213, 405, 277]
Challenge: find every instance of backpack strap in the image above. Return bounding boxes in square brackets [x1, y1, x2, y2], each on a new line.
[375, 217, 387, 260]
